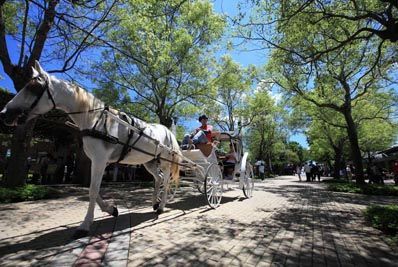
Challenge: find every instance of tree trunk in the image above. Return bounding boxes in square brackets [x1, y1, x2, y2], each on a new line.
[332, 147, 343, 179]
[343, 110, 365, 184]
[4, 119, 36, 187]
[159, 115, 173, 128]
[1, 0, 60, 187]
[268, 150, 273, 174]
[258, 128, 265, 160]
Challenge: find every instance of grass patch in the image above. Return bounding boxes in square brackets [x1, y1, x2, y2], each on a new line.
[364, 205, 398, 244]
[0, 184, 59, 203]
[322, 178, 348, 184]
[326, 181, 398, 196]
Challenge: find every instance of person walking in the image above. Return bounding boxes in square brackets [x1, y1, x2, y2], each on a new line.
[346, 164, 352, 182]
[259, 161, 265, 180]
[304, 163, 312, 182]
[314, 163, 321, 181]
[310, 162, 316, 181]
[296, 164, 302, 181]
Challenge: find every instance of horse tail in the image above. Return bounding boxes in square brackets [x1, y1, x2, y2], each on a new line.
[169, 131, 182, 185]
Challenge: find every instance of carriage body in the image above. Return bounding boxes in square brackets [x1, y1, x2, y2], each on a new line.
[216, 132, 254, 198]
[176, 131, 254, 209]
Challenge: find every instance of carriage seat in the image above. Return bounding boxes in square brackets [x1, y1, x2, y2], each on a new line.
[195, 143, 214, 157]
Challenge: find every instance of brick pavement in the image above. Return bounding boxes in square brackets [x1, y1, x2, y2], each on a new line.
[0, 176, 397, 266]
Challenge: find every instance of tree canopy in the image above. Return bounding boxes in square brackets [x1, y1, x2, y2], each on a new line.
[90, 0, 225, 127]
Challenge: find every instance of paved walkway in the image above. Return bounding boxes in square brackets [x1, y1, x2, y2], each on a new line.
[0, 176, 397, 266]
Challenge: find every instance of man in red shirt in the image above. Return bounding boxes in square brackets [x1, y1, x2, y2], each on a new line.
[195, 114, 213, 143]
[182, 114, 214, 146]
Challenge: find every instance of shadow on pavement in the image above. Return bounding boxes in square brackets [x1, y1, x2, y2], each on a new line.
[0, 211, 156, 257]
[1, 179, 397, 266]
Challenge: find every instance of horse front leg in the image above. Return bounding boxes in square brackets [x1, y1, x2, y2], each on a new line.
[75, 159, 108, 238]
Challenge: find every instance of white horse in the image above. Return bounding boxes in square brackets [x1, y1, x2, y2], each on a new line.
[0, 61, 182, 237]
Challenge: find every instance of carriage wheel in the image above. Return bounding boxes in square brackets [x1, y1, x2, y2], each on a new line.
[204, 163, 223, 208]
[243, 163, 254, 198]
[157, 178, 178, 203]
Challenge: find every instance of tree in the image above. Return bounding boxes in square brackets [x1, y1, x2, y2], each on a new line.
[236, 0, 398, 63]
[205, 55, 256, 131]
[356, 97, 398, 167]
[265, 9, 397, 183]
[288, 76, 397, 179]
[245, 85, 284, 173]
[0, 0, 117, 186]
[91, 0, 226, 127]
[307, 119, 347, 179]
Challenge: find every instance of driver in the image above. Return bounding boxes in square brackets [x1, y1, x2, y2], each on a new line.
[182, 114, 214, 147]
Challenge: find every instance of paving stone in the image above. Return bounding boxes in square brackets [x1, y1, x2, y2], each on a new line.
[1, 177, 397, 266]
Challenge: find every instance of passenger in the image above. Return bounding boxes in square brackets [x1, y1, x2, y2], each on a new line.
[182, 114, 217, 148]
[224, 143, 237, 180]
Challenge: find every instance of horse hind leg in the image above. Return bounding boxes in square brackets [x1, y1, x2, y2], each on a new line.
[143, 161, 162, 212]
[157, 163, 172, 214]
[97, 196, 118, 217]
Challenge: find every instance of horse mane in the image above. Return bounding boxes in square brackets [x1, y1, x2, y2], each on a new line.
[68, 82, 105, 112]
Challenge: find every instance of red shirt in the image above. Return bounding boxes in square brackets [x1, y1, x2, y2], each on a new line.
[196, 124, 213, 142]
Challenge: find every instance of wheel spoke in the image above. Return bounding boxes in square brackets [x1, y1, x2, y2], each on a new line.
[204, 163, 223, 208]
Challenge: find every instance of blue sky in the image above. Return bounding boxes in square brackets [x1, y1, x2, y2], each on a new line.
[0, 0, 309, 148]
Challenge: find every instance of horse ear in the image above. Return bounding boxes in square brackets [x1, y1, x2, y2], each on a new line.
[31, 66, 40, 78]
[34, 60, 45, 75]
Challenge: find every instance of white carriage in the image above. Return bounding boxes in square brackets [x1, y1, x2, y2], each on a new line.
[175, 131, 255, 208]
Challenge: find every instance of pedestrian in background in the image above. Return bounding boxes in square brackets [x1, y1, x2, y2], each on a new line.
[304, 163, 312, 182]
[310, 162, 316, 181]
[296, 164, 302, 182]
[314, 163, 321, 181]
[346, 165, 352, 182]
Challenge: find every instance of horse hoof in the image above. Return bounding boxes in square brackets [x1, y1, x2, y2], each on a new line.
[156, 208, 163, 215]
[72, 229, 89, 239]
[153, 203, 159, 211]
[112, 207, 119, 217]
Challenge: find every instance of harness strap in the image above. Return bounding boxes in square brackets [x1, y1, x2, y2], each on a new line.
[92, 106, 109, 131]
[46, 86, 56, 111]
[116, 129, 145, 162]
[117, 129, 135, 163]
[80, 128, 194, 168]
[81, 129, 119, 145]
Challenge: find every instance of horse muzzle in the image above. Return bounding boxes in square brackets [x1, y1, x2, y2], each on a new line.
[0, 108, 26, 126]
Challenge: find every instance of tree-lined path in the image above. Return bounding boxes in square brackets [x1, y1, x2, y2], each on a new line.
[0, 176, 397, 266]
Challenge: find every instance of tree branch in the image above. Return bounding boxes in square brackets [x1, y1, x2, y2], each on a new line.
[27, 0, 59, 67]
[0, 0, 13, 76]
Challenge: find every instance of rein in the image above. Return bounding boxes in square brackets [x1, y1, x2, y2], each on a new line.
[35, 107, 106, 118]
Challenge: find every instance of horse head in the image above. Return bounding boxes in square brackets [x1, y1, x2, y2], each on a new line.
[0, 60, 56, 126]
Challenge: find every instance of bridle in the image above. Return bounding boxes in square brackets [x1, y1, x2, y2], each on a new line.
[24, 75, 104, 118]
[28, 74, 56, 113]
